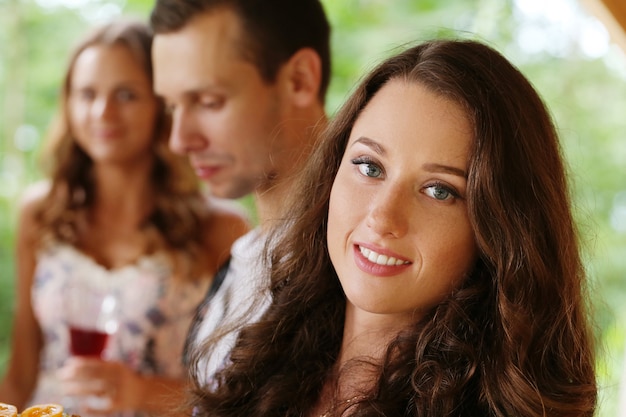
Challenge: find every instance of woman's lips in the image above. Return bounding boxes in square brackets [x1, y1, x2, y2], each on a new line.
[353, 244, 412, 277]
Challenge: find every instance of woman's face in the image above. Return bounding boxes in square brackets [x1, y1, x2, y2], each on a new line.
[327, 79, 478, 326]
[68, 44, 159, 166]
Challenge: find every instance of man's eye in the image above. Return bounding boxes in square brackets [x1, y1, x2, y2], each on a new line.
[200, 97, 224, 109]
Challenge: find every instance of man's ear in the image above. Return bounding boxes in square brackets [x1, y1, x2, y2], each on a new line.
[282, 48, 322, 107]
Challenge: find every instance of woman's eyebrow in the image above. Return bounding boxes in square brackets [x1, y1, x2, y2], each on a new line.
[352, 136, 386, 156]
[351, 137, 467, 178]
[422, 163, 467, 178]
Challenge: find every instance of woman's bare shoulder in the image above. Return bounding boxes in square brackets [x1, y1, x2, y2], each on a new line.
[18, 181, 51, 218]
[13, 181, 52, 248]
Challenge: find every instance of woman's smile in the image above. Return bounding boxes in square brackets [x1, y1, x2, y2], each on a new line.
[353, 244, 412, 277]
[357, 244, 411, 266]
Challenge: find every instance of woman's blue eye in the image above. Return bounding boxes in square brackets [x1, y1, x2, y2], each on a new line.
[356, 162, 382, 178]
[76, 89, 95, 101]
[424, 184, 457, 201]
[116, 89, 136, 101]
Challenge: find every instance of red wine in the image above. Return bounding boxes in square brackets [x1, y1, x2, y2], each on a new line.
[69, 326, 109, 357]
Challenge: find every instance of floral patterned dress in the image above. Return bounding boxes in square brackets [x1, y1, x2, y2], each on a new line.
[28, 243, 210, 416]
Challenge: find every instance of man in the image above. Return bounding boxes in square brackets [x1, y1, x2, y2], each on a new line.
[150, 0, 330, 381]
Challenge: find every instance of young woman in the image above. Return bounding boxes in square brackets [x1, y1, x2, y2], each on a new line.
[0, 19, 249, 416]
[189, 39, 597, 416]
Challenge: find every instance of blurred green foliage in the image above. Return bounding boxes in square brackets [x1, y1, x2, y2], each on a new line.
[1, 0, 626, 414]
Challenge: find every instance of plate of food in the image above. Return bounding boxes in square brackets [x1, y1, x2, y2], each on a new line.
[0, 403, 72, 417]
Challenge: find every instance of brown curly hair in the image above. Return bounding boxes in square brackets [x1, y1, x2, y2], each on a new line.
[190, 39, 597, 416]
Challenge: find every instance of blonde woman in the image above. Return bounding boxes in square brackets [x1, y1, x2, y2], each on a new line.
[0, 19, 248, 416]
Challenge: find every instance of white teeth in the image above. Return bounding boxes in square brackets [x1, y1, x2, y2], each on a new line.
[359, 246, 408, 266]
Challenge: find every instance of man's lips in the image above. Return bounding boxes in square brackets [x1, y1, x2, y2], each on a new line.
[193, 165, 222, 180]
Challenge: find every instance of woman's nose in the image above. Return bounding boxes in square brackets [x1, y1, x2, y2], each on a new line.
[364, 185, 410, 238]
[92, 96, 117, 120]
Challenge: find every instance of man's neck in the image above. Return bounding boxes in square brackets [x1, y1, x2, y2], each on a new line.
[255, 108, 327, 228]
[253, 178, 295, 231]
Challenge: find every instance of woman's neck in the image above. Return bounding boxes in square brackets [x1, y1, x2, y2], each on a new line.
[90, 159, 154, 219]
[338, 303, 413, 366]
[74, 159, 157, 269]
[306, 306, 413, 417]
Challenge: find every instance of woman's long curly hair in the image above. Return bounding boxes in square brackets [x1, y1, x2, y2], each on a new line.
[35, 19, 209, 278]
[190, 39, 597, 416]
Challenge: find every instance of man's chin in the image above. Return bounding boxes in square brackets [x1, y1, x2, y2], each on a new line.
[204, 181, 255, 201]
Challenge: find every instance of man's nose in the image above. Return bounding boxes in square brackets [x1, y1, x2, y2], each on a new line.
[169, 106, 208, 155]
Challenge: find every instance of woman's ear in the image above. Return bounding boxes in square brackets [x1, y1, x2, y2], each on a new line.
[281, 48, 322, 107]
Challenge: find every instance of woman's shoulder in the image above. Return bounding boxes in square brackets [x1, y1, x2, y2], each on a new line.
[17, 180, 52, 224]
[14, 181, 52, 250]
[19, 181, 51, 210]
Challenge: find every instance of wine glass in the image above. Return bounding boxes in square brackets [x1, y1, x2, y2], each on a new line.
[63, 283, 118, 413]
[66, 284, 118, 357]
